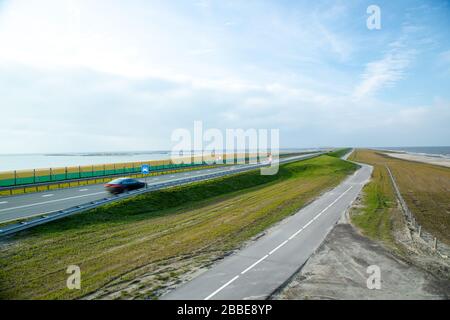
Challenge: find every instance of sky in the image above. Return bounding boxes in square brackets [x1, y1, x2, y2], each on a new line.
[0, 0, 450, 153]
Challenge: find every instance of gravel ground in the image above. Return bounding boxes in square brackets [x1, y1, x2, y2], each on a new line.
[273, 222, 450, 300]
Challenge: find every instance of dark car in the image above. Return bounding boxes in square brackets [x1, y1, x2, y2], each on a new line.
[104, 178, 146, 194]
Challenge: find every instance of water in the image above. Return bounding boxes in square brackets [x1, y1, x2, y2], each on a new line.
[0, 148, 323, 172]
[374, 146, 450, 158]
[0, 152, 174, 172]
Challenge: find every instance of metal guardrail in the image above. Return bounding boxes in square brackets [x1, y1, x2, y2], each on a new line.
[0, 163, 218, 196]
[0, 153, 322, 237]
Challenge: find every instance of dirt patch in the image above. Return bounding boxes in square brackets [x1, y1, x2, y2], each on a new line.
[273, 223, 449, 300]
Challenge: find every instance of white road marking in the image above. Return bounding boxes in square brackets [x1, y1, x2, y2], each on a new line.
[204, 275, 240, 301]
[79, 189, 89, 192]
[0, 191, 106, 213]
[268, 240, 289, 255]
[0, 201, 8, 204]
[42, 194, 54, 197]
[241, 254, 269, 275]
[204, 185, 354, 300]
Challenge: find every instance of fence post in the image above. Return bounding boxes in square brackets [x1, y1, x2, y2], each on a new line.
[418, 225, 422, 238]
[14, 170, 17, 186]
[433, 237, 437, 251]
[33, 169, 36, 184]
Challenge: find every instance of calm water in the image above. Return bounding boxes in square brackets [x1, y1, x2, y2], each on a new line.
[375, 146, 450, 158]
[0, 148, 322, 172]
[0, 152, 174, 172]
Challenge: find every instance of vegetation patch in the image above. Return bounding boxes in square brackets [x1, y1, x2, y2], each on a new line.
[349, 149, 450, 246]
[0, 155, 357, 300]
[327, 148, 351, 158]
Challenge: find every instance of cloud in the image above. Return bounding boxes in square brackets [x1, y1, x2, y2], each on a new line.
[0, 0, 449, 153]
[353, 40, 415, 99]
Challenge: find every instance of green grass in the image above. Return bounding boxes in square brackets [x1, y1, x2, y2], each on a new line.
[327, 148, 351, 158]
[350, 149, 450, 247]
[350, 165, 398, 247]
[0, 155, 357, 300]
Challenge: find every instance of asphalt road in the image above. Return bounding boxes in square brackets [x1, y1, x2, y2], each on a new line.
[162, 162, 372, 300]
[0, 154, 318, 224]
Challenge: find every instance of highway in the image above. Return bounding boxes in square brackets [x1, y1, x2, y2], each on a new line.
[162, 162, 372, 300]
[0, 154, 319, 225]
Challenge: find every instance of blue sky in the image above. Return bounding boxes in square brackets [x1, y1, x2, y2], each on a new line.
[0, 0, 449, 153]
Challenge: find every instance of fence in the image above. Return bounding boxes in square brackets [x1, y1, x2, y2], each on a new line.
[0, 153, 263, 188]
[385, 165, 447, 257]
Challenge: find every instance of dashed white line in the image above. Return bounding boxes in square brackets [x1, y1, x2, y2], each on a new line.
[204, 275, 240, 301]
[0, 191, 106, 212]
[241, 254, 269, 275]
[79, 189, 89, 192]
[204, 185, 354, 300]
[0, 201, 8, 204]
[268, 240, 289, 255]
[42, 194, 54, 198]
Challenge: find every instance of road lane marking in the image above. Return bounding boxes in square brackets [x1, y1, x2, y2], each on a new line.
[204, 185, 354, 300]
[0, 155, 305, 221]
[241, 254, 269, 275]
[204, 275, 239, 300]
[42, 194, 54, 197]
[0, 191, 106, 213]
[0, 201, 8, 204]
[268, 240, 289, 255]
[79, 189, 89, 192]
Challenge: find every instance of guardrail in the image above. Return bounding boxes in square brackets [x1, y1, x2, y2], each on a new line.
[0, 154, 268, 196]
[0, 163, 219, 197]
[0, 153, 322, 237]
[0, 154, 262, 188]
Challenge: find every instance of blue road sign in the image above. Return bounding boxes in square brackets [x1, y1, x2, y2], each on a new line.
[141, 164, 150, 174]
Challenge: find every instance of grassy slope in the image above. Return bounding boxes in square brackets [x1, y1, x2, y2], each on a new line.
[0, 155, 357, 299]
[349, 149, 450, 247]
[328, 148, 351, 158]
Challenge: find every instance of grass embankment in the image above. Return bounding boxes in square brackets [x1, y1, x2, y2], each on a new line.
[328, 148, 351, 158]
[349, 149, 450, 247]
[0, 155, 357, 300]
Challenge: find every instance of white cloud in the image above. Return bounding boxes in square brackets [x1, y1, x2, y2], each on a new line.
[353, 40, 415, 99]
[0, 0, 449, 153]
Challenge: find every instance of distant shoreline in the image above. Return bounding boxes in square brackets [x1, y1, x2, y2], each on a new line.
[382, 152, 450, 168]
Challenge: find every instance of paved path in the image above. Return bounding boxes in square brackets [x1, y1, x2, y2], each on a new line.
[162, 163, 372, 300]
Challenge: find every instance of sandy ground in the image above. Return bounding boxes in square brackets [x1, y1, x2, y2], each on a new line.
[384, 152, 450, 168]
[273, 207, 450, 300]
